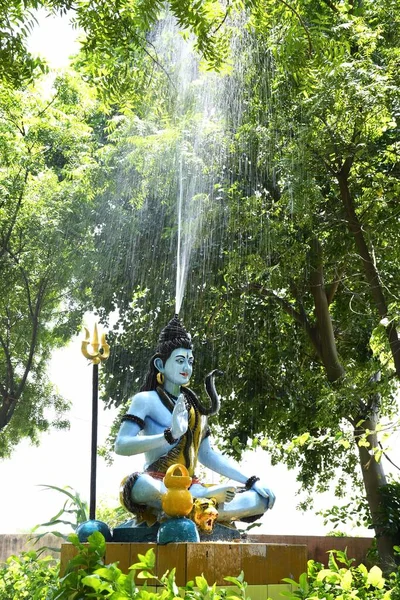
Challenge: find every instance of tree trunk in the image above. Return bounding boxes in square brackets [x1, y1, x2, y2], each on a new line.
[252, 246, 394, 565]
[337, 171, 400, 378]
[354, 414, 394, 570]
[309, 237, 345, 382]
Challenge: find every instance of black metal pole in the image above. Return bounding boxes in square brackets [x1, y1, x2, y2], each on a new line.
[89, 362, 99, 521]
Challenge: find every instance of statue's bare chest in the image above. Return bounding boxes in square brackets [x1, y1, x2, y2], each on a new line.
[144, 397, 173, 431]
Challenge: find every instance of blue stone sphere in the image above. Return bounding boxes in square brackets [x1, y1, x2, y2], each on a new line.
[157, 517, 199, 544]
[76, 519, 112, 542]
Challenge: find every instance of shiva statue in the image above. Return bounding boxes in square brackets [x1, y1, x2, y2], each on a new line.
[115, 316, 275, 528]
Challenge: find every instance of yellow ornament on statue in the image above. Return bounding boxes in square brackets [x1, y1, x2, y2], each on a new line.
[162, 464, 193, 517]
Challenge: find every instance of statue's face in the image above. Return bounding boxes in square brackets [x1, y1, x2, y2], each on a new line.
[162, 347, 194, 387]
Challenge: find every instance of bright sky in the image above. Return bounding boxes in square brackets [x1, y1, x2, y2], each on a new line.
[0, 328, 136, 534]
[1, 8, 396, 539]
[27, 8, 81, 69]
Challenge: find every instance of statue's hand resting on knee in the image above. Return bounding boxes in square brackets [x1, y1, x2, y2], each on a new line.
[190, 483, 236, 504]
[251, 479, 276, 509]
[171, 394, 189, 439]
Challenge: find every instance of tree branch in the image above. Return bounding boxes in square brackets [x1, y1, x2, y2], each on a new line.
[15, 278, 47, 398]
[306, 142, 337, 175]
[337, 171, 400, 378]
[309, 237, 345, 382]
[326, 267, 344, 305]
[5, 248, 34, 316]
[212, 6, 230, 35]
[36, 90, 59, 120]
[206, 295, 227, 330]
[249, 282, 304, 323]
[317, 115, 343, 166]
[320, 0, 339, 13]
[0, 332, 14, 393]
[248, 281, 323, 358]
[0, 169, 29, 264]
[0, 326, 16, 430]
[277, 0, 313, 56]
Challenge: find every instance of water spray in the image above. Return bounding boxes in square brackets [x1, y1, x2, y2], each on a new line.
[175, 153, 184, 315]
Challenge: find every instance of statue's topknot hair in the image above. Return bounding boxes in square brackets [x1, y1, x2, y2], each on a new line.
[155, 315, 192, 355]
[140, 315, 192, 391]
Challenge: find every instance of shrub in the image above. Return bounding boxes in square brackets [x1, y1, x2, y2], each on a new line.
[3, 533, 400, 600]
[282, 549, 393, 599]
[31, 485, 89, 552]
[0, 551, 59, 600]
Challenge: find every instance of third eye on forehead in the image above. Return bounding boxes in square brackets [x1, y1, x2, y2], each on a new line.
[174, 353, 193, 362]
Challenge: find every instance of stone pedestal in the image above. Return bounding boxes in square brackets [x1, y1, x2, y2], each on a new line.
[60, 542, 307, 600]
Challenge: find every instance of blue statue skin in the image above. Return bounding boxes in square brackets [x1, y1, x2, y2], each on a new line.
[115, 346, 276, 523]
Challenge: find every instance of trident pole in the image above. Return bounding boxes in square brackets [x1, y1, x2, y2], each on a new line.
[81, 323, 110, 521]
[90, 361, 99, 520]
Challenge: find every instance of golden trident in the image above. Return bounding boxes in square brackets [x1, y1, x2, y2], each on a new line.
[80, 321, 110, 522]
[81, 323, 110, 364]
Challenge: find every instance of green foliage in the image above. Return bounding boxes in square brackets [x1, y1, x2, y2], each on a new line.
[0, 73, 98, 456]
[375, 481, 400, 544]
[73, 0, 231, 106]
[283, 550, 392, 599]
[96, 500, 132, 529]
[389, 547, 400, 600]
[316, 478, 400, 545]
[5, 535, 400, 600]
[0, 551, 59, 600]
[30, 485, 133, 553]
[206, 0, 400, 483]
[54, 533, 259, 600]
[31, 485, 89, 551]
[1, 0, 234, 93]
[0, 1, 48, 88]
[317, 495, 371, 532]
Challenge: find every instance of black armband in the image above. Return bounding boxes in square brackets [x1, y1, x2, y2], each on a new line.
[164, 427, 178, 445]
[121, 414, 145, 429]
[245, 476, 260, 490]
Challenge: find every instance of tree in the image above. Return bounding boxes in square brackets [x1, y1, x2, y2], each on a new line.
[0, 74, 97, 456]
[0, 0, 232, 92]
[202, 0, 400, 564]
[0, 0, 232, 454]
[79, 0, 400, 565]
[0, 0, 49, 88]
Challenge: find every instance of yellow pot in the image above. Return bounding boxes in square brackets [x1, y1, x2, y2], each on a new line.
[162, 464, 193, 517]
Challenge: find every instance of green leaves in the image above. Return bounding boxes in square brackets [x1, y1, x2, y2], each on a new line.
[0, 73, 97, 456]
[31, 485, 89, 551]
[281, 572, 309, 599]
[282, 550, 393, 600]
[0, 551, 59, 600]
[130, 550, 158, 580]
[0, 2, 49, 88]
[3, 536, 400, 600]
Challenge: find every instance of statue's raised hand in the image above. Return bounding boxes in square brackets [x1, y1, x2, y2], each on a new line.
[171, 394, 188, 439]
